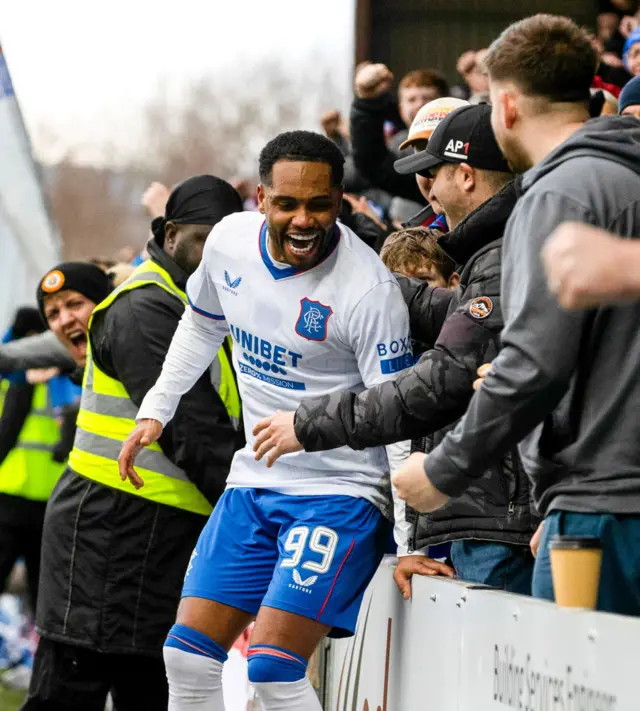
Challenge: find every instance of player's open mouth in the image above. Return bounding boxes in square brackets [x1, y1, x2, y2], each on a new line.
[285, 233, 321, 257]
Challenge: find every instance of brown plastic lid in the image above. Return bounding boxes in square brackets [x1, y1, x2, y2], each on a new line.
[549, 535, 602, 550]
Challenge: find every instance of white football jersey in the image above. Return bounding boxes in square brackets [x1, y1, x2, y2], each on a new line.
[138, 211, 412, 516]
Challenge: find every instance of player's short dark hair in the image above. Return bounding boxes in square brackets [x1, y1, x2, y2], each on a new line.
[259, 130, 345, 187]
[484, 14, 597, 104]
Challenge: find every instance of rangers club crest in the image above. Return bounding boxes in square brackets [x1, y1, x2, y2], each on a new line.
[295, 298, 333, 342]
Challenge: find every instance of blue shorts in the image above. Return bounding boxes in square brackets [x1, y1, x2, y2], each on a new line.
[182, 487, 390, 638]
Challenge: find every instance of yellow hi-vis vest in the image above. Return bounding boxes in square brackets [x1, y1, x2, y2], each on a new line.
[0, 380, 65, 501]
[67, 259, 241, 516]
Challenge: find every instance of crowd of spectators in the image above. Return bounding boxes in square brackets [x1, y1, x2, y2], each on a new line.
[249, 10, 640, 617]
[1, 6, 640, 706]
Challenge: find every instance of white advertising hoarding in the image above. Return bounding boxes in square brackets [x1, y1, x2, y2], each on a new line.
[326, 557, 640, 711]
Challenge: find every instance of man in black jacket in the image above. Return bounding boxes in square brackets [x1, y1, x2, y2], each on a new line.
[253, 106, 538, 595]
[23, 176, 244, 711]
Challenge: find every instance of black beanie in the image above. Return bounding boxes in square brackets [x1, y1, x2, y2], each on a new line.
[37, 262, 113, 321]
[11, 306, 47, 340]
[151, 175, 243, 246]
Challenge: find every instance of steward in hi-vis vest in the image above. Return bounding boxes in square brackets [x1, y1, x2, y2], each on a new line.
[0, 381, 64, 501]
[0, 307, 65, 612]
[28, 176, 244, 711]
[68, 258, 240, 516]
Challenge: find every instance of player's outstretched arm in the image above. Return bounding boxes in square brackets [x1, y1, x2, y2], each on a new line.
[135, 230, 230, 421]
[120, 237, 229, 486]
[118, 305, 228, 487]
[393, 555, 456, 600]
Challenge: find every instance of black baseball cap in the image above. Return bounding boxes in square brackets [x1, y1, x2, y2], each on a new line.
[394, 104, 511, 175]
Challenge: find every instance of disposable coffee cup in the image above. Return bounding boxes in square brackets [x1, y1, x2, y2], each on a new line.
[549, 536, 602, 609]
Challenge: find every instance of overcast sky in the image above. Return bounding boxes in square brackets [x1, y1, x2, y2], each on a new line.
[1, 0, 355, 164]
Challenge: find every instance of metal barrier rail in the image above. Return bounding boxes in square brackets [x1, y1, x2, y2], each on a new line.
[320, 556, 639, 711]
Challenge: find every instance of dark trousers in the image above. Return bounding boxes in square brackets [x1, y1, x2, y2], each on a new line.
[21, 638, 168, 711]
[533, 510, 640, 616]
[0, 496, 47, 612]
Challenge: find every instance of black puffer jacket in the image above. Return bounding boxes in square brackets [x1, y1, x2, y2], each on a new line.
[36, 238, 241, 657]
[294, 181, 539, 549]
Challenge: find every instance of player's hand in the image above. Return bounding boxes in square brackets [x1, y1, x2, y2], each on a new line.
[473, 362, 492, 391]
[392, 452, 449, 513]
[529, 521, 545, 559]
[354, 62, 394, 100]
[393, 555, 456, 600]
[141, 182, 170, 219]
[542, 222, 634, 309]
[252, 411, 303, 467]
[118, 419, 163, 489]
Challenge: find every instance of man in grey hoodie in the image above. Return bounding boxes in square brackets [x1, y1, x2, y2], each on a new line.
[393, 13, 640, 616]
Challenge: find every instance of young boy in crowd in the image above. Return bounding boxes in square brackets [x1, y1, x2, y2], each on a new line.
[379, 226, 459, 287]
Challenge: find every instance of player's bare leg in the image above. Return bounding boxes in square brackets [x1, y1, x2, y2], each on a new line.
[176, 597, 254, 649]
[163, 597, 254, 710]
[248, 606, 330, 710]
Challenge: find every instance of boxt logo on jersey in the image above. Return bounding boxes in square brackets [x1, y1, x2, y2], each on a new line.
[229, 324, 305, 391]
[377, 336, 413, 375]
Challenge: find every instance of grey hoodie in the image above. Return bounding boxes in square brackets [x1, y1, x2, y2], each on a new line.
[424, 116, 640, 516]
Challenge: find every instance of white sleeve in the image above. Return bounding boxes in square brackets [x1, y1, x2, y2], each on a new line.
[348, 279, 414, 548]
[136, 236, 229, 426]
[387, 439, 414, 556]
[347, 280, 413, 388]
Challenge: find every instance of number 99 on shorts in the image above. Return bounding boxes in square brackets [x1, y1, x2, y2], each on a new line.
[280, 526, 339, 575]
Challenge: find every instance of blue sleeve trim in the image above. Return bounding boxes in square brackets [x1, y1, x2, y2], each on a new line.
[187, 294, 226, 321]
